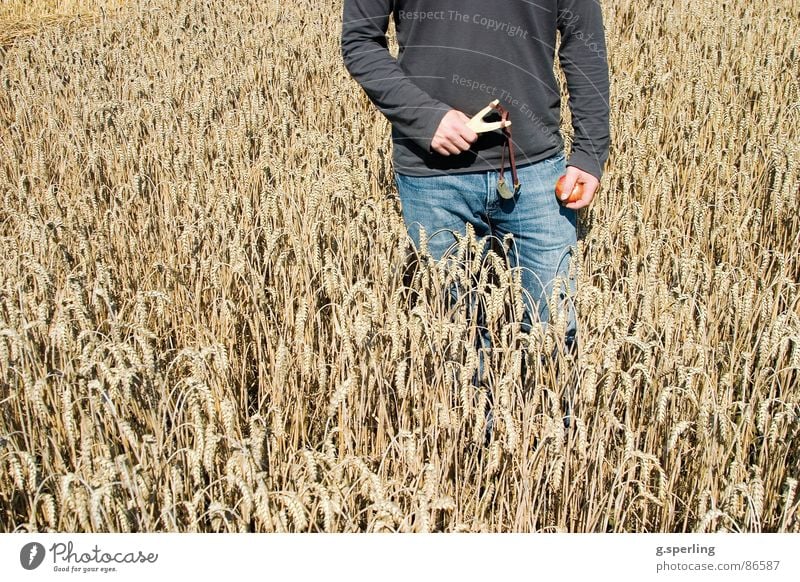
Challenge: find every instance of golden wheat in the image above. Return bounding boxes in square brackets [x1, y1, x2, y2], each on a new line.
[0, 0, 798, 533]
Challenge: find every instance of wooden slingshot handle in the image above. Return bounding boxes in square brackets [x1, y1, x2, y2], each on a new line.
[465, 99, 512, 133]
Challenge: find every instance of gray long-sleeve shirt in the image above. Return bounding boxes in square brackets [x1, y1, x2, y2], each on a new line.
[341, 0, 610, 180]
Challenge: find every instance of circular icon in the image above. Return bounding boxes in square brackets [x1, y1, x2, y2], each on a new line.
[20, 542, 46, 570]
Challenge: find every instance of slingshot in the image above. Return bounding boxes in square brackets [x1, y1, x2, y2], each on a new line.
[466, 99, 520, 200]
[465, 99, 512, 134]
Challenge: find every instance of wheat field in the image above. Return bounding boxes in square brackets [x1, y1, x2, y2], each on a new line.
[0, 0, 798, 533]
[0, 1, 125, 46]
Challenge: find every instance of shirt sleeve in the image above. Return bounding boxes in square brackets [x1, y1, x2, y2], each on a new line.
[341, 0, 451, 154]
[557, 0, 611, 181]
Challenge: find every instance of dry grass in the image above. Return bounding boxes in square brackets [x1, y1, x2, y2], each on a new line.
[0, 0, 798, 532]
[0, 1, 124, 46]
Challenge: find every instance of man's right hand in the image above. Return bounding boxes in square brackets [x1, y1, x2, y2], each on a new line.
[430, 109, 479, 156]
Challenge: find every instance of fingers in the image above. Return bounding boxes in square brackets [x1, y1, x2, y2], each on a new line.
[557, 170, 579, 203]
[432, 134, 471, 156]
[431, 110, 479, 156]
[560, 165, 600, 210]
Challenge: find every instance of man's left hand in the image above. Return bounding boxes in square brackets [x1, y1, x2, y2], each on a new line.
[558, 166, 600, 210]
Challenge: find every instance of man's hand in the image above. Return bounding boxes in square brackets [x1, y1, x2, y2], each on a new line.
[558, 165, 600, 210]
[430, 109, 478, 156]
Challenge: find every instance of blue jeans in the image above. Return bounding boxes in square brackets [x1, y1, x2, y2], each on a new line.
[394, 150, 577, 388]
